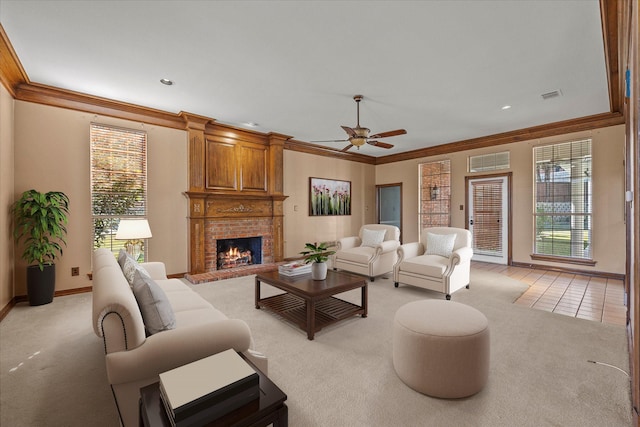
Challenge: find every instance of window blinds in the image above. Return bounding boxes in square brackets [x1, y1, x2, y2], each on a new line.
[533, 139, 592, 259]
[90, 123, 147, 252]
[472, 180, 503, 255]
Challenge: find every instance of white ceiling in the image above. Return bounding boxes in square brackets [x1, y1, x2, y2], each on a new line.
[0, 0, 610, 157]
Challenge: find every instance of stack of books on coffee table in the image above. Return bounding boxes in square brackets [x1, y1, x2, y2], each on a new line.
[159, 349, 259, 427]
[278, 261, 312, 277]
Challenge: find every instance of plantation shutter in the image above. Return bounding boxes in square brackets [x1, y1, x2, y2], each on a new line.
[471, 180, 503, 255]
[90, 123, 147, 255]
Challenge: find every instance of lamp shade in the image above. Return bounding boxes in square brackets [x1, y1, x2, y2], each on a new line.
[115, 219, 152, 240]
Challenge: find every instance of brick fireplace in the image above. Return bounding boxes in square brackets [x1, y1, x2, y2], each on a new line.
[184, 202, 283, 283]
[182, 113, 289, 283]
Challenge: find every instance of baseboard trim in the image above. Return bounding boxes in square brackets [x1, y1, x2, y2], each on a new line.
[0, 287, 93, 323]
[0, 298, 18, 322]
[510, 261, 625, 281]
[55, 286, 93, 297]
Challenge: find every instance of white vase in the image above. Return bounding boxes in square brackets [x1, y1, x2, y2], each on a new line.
[311, 262, 328, 280]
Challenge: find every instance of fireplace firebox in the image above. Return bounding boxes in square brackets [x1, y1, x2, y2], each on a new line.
[216, 237, 263, 270]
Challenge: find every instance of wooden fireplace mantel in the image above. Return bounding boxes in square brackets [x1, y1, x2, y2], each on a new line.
[183, 114, 290, 274]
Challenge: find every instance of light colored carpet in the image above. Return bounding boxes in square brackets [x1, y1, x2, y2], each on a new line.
[0, 270, 632, 426]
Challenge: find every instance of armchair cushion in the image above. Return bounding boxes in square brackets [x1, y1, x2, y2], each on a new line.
[361, 228, 387, 247]
[131, 269, 176, 335]
[400, 254, 448, 277]
[425, 232, 457, 257]
[337, 246, 376, 264]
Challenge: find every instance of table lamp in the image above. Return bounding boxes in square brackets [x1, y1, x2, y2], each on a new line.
[115, 219, 152, 261]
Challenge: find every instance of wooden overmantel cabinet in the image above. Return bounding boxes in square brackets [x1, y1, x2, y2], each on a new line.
[181, 112, 290, 274]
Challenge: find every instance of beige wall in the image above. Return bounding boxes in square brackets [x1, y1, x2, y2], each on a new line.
[376, 125, 626, 274]
[283, 150, 375, 257]
[0, 84, 15, 309]
[4, 99, 626, 305]
[12, 102, 189, 296]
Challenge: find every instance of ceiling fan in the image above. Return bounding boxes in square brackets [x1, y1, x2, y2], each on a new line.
[312, 95, 407, 152]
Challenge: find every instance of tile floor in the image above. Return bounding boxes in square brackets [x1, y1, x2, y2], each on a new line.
[472, 261, 628, 326]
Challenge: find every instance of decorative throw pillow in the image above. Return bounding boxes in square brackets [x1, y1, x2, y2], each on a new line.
[360, 228, 387, 248]
[122, 256, 151, 285]
[425, 232, 457, 257]
[131, 269, 176, 335]
[117, 249, 128, 269]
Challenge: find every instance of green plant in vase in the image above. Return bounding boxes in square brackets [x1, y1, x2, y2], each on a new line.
[300, 242, 335, 280]
[13, 189, 70, 305]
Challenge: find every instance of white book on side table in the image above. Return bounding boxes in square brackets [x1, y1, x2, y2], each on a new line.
[159, 349, 259, 425]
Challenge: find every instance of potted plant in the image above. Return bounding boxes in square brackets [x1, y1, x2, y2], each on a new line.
[13, 189, 70, 306]
[300, 242, 336, 280]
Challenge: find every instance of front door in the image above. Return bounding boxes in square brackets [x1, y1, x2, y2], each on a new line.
[467, 175, 510, 264]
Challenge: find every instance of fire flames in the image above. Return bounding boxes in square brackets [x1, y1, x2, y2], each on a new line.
[218, 246, 253, 269]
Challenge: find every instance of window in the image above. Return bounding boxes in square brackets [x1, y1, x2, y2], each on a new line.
[468, 151, 510, 172]
[419, 160, 451, 234]
[90, 123, 147, 260]
[533, 139, 592, 262]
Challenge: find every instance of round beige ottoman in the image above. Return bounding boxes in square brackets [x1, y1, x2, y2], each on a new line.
[393, 300, 490, 398]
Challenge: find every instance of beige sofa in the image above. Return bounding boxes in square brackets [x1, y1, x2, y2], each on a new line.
[91, 248, 267, 427]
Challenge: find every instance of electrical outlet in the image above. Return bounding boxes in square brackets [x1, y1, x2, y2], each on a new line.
[71, 267, 79, 276]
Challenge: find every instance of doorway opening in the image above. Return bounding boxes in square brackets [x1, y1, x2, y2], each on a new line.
[376, 183, 402, 242]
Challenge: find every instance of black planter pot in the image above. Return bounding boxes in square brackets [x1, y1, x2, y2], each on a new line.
[26, 264, 56, 306]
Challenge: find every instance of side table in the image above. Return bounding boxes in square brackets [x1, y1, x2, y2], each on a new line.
[139, 353, 287, 427]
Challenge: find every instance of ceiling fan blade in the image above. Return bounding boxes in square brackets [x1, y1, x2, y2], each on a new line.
[341, 144, 353, 152]
[341, 126, 357, 138]
[369, 129, 407, 139]
[367, 140, 394, 149]
[311, 140, 346, 143]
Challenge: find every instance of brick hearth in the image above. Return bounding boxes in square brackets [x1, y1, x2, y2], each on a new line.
[185, 263, 279, 284]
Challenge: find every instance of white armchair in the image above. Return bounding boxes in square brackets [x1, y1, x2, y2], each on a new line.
[333, 224, 401, 281]
[393, 227, 473, 300]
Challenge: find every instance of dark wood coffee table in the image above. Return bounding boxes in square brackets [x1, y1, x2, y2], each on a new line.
[255, 270, 368, 340]
[139, 353, 287, 427]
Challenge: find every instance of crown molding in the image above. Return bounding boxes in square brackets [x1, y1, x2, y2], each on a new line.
[0, 23, 29, 97]
[14, 82, 187, 129]
[375, 111, 625, 165]
[600, 0, 623, 114]
[284, 139, 376, 165]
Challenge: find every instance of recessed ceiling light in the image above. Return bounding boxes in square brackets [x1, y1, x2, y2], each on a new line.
[160, 78, 173, 86]
[501, 105, 512, 110]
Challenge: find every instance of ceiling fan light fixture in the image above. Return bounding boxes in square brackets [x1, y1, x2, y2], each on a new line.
[354, 127, 369, 138]
[313, 94, 405, 152]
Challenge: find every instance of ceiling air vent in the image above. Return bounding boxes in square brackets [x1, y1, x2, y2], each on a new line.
[541, 90, 562, 100]
[469, 151, 510, 173]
